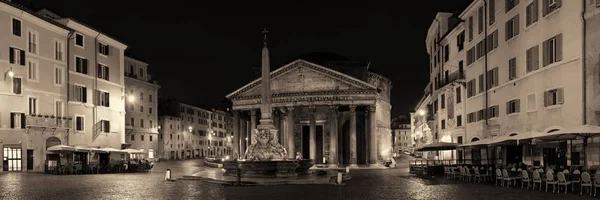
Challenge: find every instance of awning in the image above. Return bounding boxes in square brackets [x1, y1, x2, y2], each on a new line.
[459, 138, 494, 147]
[98, 147, 127, 153]
[489, 131, 544, 146]
[122, 148, 145, 154]
[74, 146, 107, 153]
[47, 145, 76, 152]
[535, 125, 600, 141]
[416, 142, 459, 151]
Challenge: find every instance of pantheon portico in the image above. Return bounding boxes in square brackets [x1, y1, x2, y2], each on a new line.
[226, 53, 393, 167]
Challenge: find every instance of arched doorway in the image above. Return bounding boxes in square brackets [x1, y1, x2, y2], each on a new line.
[45, 137, 61, 149]
[470, 137, 481, 165]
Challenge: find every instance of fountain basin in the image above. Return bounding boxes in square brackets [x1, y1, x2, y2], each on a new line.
[223, 159, 314, 178]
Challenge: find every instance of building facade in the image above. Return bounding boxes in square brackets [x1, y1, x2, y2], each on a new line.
[124, 56, 160, 161]
[227, 51, 393, 167]
[421, 0, 600, 166]
[157, 99, 233, 160]
[585, 0, 600, 165]
[391, 116, 413, 154]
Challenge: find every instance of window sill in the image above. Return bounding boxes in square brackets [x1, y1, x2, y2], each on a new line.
[526, 109, 538, 113]
[545, 104, 563, 110]
[524, 21, 538, 31]
[544, 8, 560, 19]
[506, 35, 518, 43]
[507, 113, 519, 117]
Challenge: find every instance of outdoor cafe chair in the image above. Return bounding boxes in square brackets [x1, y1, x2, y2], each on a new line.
[502, 169, 515, 187]
[581, 172, 592, 195]
[473, 167, 483, 182]
[465, 167, 473, 182]
[532, 170, 543, 190]
[594, 173, 600, 196]
[546, 171, 557, 193]
[496, 169, 503, 186]
[557, 172, 571, 194]
[450, 167, 460, 179]
[521, 170, 531, 189]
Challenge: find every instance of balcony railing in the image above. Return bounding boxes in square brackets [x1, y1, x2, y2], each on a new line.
[125, 124, 159, 134]
[436, 71, 465, 90]
[26, 115, 71, 129]
[125, 72, 158, 85]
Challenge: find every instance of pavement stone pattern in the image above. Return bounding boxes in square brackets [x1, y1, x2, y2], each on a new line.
[0, 159, 598, 200]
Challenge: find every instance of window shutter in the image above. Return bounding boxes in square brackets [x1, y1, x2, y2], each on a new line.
[106, 121, 111, 133]
[495, 105, 500, 117]
[20, 50, 25, 66]
[82, 88, 87, 103]
[556, 34, 563, 62]
[597, 0, 600, 7]
[533, 0, 539, 20]
[105, 92, 110, 107]
[556, 0, 562, 7]
[21, 113, 25, 129]
[9, 47, 14, 63]
[97, 64, 102, 78]
[557, 88, 564, 104]
[83, 59, 88, 74]
[104, 67, 109, 81]
[505, 21, 510, 41]
[105, 46, 110, 56]
[94, 90, 100, 105]
[514, 15, 520, 36]
[493, 31, 499, 49]
[526, 48, 531, 72]
[543, 91, 549, 107]
[542, 0, 548, 16]
[542, 40, 549, 67]
[506, 101, 510, 114]
[10, 113, 15, 129]
[516, 99, 521, 112]
[533, 45, 540, 70]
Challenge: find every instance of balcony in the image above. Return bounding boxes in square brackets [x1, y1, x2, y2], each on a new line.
[435, 71, 465, 90]
[125, 124, 159, 134]
[125, 72, 158, 85]
[26, 115, 71, 130]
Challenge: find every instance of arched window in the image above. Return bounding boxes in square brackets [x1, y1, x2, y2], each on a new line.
[471, 137, 480, 142]
[45, 137, 61, 149]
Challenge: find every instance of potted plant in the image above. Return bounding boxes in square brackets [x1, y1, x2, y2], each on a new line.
[50, 115, 55, 119]
[43, 115, 49, 118]
[62, 117, 68, 120]
[67, 117, 73, 120]
[37, 114, 43, 117]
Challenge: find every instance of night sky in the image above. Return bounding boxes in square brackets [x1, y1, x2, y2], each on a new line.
[30, 0, 472, 117]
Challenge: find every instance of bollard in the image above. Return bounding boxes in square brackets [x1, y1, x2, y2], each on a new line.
[345, 166, 350, 174]
[165, 169, 171, 181]
[236, 164, 242, 186]
[337, 172, 343, 185]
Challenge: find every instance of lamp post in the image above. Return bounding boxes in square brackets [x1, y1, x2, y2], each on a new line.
[3, 67, 14, 81]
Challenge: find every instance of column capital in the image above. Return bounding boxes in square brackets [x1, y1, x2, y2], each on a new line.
[250, 109, 257, 116]
[367, 105, 376, 112]
[329, 105, 339, 114]
[286, 106, 296, 112]
[308, 106, 317, 113]
[349, 105, 357, 112]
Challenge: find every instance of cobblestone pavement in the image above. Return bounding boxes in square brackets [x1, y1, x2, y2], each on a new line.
[0, 159, 598, 200]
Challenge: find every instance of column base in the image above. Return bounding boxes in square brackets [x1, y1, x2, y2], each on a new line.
[328, 164, 339, 168]
[368, 163, 386, 168]
[349, 164, 359, 168]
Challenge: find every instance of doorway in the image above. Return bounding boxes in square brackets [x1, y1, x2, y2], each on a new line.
[26, 150, 33, 170]
[340, 121, 350, 165]
[302, 126, 310, 159]
[316, 125, 323, 164]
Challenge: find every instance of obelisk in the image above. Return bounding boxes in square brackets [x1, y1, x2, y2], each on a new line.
[257, 29, 275, 130]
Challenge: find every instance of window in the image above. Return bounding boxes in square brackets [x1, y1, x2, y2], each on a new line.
[10, 112, 25, 129]
[489, 0, 496, 24]
[149, 94, 153, 102]
[457, 115, 462, 127]
[456, 87, 462, 103]
[139, 68, 144, 77]
[441, 120, 446, 129]
[28, 30, 38, 54]
[9, 47, 25, 66]
[506, 0, 518, 12]
[479, 74, 484, 92]
[76, 116, 84, 131]
[467, 79, 476, 98]
[142, 135, 145, 141]
[526, 0, 539, 26]
[130, 118, 135, 127]
[434, 100, 438, 113]
[55, 66, 64, 86]
[440, 94, 446, 109]
[13, 77, 22, 94]
[12, 18, 21, 36]
[527, 93, 537, 111]
[467, 112, 476, 123]
[149, 120, 153, 128]
[507, 99, 521, 114]
[95, 90, 110, 107]
[131, 134, 135, 141]
[468, 16, 473, 41]
[505, 15, 520, 41]
[140, 93, 144, 101]
[28, 97, 37, 115]
[597, 0, 600, 7]
[99, 43, 109, 56]
[97, 64, 109, 81]
[544, 88, 564, 107]
[75, 57, 88, 74]
[150, 135, 153, 142]
[140, 106, 144, 112]
[75, 33, 84, 47]
[487, 30, 499, 52]
[457, 31, 465, 51]
[70, 85, 87, 103]
[488, 105, 499, 119]
[543, 34, 563, 66]
[487, 67, 499, 89]
[478, 6, 484, 34]
[55, 101, 64, 118]
[509, 57, 517, 80]
[28, 60, 38, 81]
[476, 40, 485, 59]
[543, 0, 561, 16]
[149, 107, 153, 114]
[100, 120, 110, 133]
[55, 40, 64, 61]
[467, 47, 476, 65]
[444, 45, 449, 62]
[526, 45, 540, 72]
[140, 119, 144, 128]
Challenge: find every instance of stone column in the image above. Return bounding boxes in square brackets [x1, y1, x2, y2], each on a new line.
[368, 105, 378, 165]
[273, 109, 280, 143]
[329, 105, 339, 167]
[286, 107, 296, 159]
[232, 111, 240, 158]
[240, 115, 247, 156]
[309, 106, 317, 162]
[349, 105, 358, 167]
[250, 109, 257, 145]
[279, 109, 287, 146]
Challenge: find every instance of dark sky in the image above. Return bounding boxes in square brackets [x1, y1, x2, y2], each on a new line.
[31, 0, 472, 117]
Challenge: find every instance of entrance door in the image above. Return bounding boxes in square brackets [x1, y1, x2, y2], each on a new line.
[302, 126, 310, 159]
[3, 147, 22, 171]
[148, 149, 154, 159]
[341, 121, 350, 165]
[316, 125, 323, 164]
[26, 150, 33, 170]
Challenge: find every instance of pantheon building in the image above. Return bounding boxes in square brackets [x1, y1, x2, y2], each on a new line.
[226, 53, 393, 167]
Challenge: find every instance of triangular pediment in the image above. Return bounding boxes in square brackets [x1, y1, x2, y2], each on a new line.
[226, 59, 376, 99]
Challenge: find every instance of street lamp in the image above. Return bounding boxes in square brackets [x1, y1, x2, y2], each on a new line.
[127, 94, 136, 103]
[188, 126, 192, 132]
[418, 109, 426, 116]
[3, 67, 14, 81]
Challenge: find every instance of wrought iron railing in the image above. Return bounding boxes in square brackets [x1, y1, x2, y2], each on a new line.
[26, 115, 71, 129]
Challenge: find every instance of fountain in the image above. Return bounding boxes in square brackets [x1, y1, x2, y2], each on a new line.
[223, 29, 313, 178]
